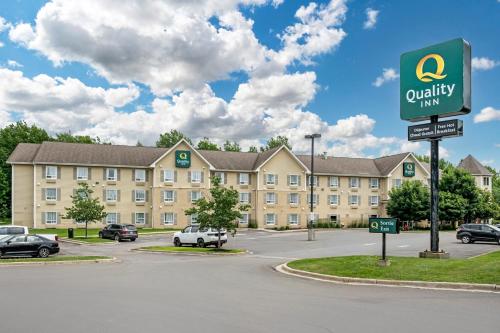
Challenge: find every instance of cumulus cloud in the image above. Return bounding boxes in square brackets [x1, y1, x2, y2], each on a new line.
[363, 8, 379, 29]
[0, 16, 11, 32]
[7, 60, 23, 68]
[474, 106, 500, 123]
[471, 57, 498, 71]
[372, 68, 399, 87]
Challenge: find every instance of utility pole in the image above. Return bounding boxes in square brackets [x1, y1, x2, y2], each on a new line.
[305, 134, 321, 241]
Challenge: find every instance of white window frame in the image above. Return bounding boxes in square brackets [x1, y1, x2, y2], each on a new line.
[191, 170, 202, 183]
[370, 195, 379, 206]
[106, 213, 117, 225]
[106, 189, 118, 202]
[106, 168, 117, 181]
[76, 167, 88, 180]
[164, 212, 174, 225]
[266, 174, 276, 185]
[307, 175, 317, 187]
[392, 179, 402, 189]
[289, 174, 299, 186]
[190, 213, 199, 225]
[265, 213, 276, 225]
[307, 194, 318, 205]
[215, 172, 225, 184]
[239, 213, 249, 224]
[239, 173, 249, 185]
[289, 193, 299, 205]
[45, 188, 57, 201]
[329, 195, 339, 206]
[164, 190, 174, 203]
[266, 192, 276, 204]
[370, 178, 379, 189]
[135, 169, 146, 182]
[288, 214, 299, 225]
[45, 212, 57, 224]
[135, 189, 146, 202]
[239, 192, 250, 204]
[135, 212, 146, 225]
[349, 177, 359, 188]
[164, 170, 174, 182]
[46, 166, 57, 180]
[329, 176, 339, 188]
[191, 191, 202, 203]
[483, 177, 490, 186]
[349, 195, 359, 206]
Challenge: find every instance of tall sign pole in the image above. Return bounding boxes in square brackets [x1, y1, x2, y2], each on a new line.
[400, 38, 471, 258]
[305, 134, 321, 241]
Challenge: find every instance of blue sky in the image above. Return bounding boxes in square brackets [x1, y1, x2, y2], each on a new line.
[0, 0, 499, 168]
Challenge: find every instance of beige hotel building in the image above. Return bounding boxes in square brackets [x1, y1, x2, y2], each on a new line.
[7, 139, 434, 229]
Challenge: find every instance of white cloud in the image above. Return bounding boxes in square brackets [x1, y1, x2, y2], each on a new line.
[7, 60, 23, 68]
[0, 41, 4, 48]
[0, 16, 11, 32]
[471, 57, 498, 71]
[363, 8, 379, 29]
[425, 146, 450, 159]
[474, 106, 500, 123]
[481, 159, 494, 166]
[495, 143, 500, 148]
[372, 68, 399, 87]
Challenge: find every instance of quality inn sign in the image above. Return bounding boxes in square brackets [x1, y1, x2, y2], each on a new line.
[400, 38, 471, 122]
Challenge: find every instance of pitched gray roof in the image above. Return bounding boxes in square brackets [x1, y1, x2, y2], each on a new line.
[458, 155, 493, 176]
[298, 155, 383, 176]
[6, 143, 41, 164]
[374, 153, 410, 175]
[198, 150, 259, 171]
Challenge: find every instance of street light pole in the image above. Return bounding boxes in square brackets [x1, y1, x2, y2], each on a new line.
[305, 133, 321, 241]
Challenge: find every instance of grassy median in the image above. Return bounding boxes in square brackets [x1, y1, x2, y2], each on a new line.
[288, 251, 500, 285]
[138, 246, 245, 254]
[0, 256, 111, 264]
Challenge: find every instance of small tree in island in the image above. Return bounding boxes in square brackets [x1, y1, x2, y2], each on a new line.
[63, 183, 107, 238]
[185, 176, 250, 248]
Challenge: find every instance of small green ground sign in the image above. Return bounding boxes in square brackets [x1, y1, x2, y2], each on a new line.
[403, 162, 415, 177]
[369, 218, 399, 234]
[400, 38, 471, 122]
[175, 150, 191, 168]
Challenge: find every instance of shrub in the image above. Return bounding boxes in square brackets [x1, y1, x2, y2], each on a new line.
[247, 220, 258, 229]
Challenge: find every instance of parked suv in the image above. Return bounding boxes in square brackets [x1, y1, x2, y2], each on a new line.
[99, 224, 138, 241]
[173, 226, 227, 248]
[456, 224, 500, 244]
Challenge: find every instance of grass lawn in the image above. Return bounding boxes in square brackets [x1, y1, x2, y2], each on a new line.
[0, 218, 10, 225]
[31, 228, 179, 238]
[0, 256, 111, 264]
[138, 246, 245, 254]
[288, 252, 500, 285]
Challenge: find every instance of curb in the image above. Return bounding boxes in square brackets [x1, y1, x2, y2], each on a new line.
[131, 248, 250, 256]
[276, 263, 500, 293]
[0, 257, 119, 267]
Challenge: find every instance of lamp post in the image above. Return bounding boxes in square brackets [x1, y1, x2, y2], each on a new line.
[305, 134, 321, 241]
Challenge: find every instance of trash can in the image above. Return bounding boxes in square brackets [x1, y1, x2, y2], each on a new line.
[68, 228, 74, 239]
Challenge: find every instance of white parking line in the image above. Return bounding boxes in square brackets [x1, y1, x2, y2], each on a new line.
[363, 243, 376, 246]
[398, 245, 410, 248]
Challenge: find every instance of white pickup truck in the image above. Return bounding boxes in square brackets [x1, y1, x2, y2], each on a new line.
[0, 225, 58, 241]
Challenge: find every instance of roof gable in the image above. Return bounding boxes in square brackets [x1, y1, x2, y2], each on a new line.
[458, 155, 493, 176]
[254, 146, 309, 172]
[149, 139, 214, 169]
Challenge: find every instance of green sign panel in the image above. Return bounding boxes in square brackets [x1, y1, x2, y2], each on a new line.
[400, 38, 471, 122]
[369, 218, 400, 234]
[175, 150, 191, 168]
[403, 162, 415, 177]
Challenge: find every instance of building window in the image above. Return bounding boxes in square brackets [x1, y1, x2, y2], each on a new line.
[106, 189, 118, 202]
[239, 192, 250, 204]
[483, 177, 490, 186]
[266, 174, 276, 185]
[307, 194, 318, 205]
[164, 170, 174, 182]
[288, 214, 299, 225]
[329, 176, 339, 188]
[191, 191, 202, 203]
[164, 213, 175, 225]
[265, 213, 276, 225]
[239, 173, 249, 185]
[370, 195, 379, 206]
[288, 174, 299, 186]
[46, 166, 57, 179]
[214, 172, 225, 184]
[328, 194, 339, 206]
[349, 177, 359, 188]
[307, 175, 317, 187]
[164, 190, 175, 203]
[370, 178, 379, 189]
[135, 169, 146, 182]
[135, 212, 145, 225]
[45, 212, 57, 224]
[392, 179, 402, 189]
[289, 193, 299, 205]
[191, 171, 202, 183]
[45, 188, 57, 201]
[135, 189, 146, 202]
[349, 195, 359, 205]
[239, 213, 249, 224]
[266, 192, 276, 204]
[106, 213, 117, 224]
[106, 168, 117, 181]
[190, 213, 199, 225]
[77, 167, 88, 180]
[329, 215, 338, 223]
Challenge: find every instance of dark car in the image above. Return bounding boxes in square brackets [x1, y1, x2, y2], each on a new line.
[456, 224, 500, 245]
[99, 224, 138, 241]
[0, 235, 59, 258]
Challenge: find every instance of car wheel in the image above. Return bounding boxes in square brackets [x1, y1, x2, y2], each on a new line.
[197, 238, 206, 248]
[131, 238, 136, 242]
[461, 235, 471, 244]
[114, 234, 121, 242]
[38, 247, 50, 258]
[98, 232, 103, 239]
[0, 250, 3, 258]
[174, 238, 181, 247]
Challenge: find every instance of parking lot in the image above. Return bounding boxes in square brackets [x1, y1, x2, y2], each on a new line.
[0, 229, 498, 333]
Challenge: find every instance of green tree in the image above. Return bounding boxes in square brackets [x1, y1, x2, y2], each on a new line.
[54, 132, 102, 144]
[473, 190, 498, 221]
[63, 183, 107, 238]
[439, 167, 479, 223]
[387, 180, 430, 224]
[197, 137, 220, 151]
[414, 154, 454, 170]
[439, 191, 467, 225]
[485, 166, 500, 206]
[156, 130, 192, 148]
[248, 146, 258, 153]
[185, 177, 250, 248]
[223, 140, 241, 152]
[0, 168, 9, 218]
[261, 135, 291, 151]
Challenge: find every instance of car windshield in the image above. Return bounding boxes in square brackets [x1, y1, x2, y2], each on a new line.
[124, 225, 136, 231]
[490, 225, 500, 232]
